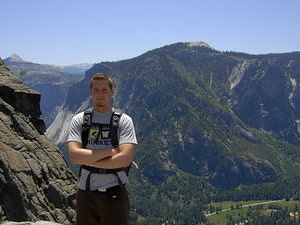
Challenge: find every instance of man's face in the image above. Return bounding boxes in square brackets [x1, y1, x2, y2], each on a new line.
[90, 79, 114, 110]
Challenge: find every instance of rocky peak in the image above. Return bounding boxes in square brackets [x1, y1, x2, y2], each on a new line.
[185, 41, 216, 50]
[0, 58, 76, 224]
[0, 59, 45, 134]
[5, 54, 27, 63]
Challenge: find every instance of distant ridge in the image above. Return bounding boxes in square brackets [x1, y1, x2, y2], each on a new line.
[4, 54, 92, 72]
[5, 54, 28, 63]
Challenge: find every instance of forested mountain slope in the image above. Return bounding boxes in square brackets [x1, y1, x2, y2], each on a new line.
[46, 42, 300, 224]
[48, 42, 300, 187]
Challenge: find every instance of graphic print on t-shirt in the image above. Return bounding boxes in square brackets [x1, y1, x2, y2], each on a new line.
[88, 123, 111, 146]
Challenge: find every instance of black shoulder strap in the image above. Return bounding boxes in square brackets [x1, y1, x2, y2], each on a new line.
[110, 108, 123, 148]
[81, 108, 93, 148]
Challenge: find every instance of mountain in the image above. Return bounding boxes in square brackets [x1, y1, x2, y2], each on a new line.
[58, 63, 93, 75]
[5, 54, 28, 63]
[48, 42, 300, 185]
[3, 55, 85, 127]
[4, 54, 92, 75]
[46, 42, 300, 223]
[0, 58, 76, 224]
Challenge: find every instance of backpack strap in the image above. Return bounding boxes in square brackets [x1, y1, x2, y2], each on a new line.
[110, 109, 123, 148]
[78, 108, 93, 178]
[81, 108, 93, 148]
[81, 165, 125, 190]
[81, 108, 123, 148]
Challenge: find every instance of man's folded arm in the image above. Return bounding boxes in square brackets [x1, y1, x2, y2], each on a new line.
[90, 143, 135, 169]
[68, 141, 116, 165]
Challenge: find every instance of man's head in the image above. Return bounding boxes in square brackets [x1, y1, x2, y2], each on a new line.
[90, 73, 113, 90]
[90, 73, 114, 112]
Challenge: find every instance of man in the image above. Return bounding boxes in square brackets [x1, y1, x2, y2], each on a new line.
[67, 73, 137, 225]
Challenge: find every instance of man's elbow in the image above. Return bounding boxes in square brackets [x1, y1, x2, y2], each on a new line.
[119, 143, 135, 167]
[68, 142, 82, 165]
[68, 154, 79, 165]
[122, 160, 132, 168]
[69, 156, 79, 165]
[121, 154, 134, 167]
[68, 149, 81, 165]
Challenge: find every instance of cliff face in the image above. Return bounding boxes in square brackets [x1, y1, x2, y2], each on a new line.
[0, 59, 76, 224]
[230, 56, 300, 144]
[0, 64, 45, 134]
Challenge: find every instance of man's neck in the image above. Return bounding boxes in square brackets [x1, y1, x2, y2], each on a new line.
[93, 105, 112, 113]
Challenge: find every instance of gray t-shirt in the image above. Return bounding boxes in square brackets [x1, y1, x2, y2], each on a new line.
[67, 108, 137, 190]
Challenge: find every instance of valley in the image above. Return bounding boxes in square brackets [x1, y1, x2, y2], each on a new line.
[205, 200, 299, 225]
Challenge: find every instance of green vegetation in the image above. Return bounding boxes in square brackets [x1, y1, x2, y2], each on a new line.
[206, 200, 300, 225]
[127, 173, 300, 224]
[48, 203, 56, 211]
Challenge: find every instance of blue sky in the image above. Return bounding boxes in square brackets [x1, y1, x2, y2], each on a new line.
[1, 0, 300, 65]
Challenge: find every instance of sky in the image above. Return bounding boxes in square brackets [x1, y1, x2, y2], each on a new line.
[1, 0, 300, 65]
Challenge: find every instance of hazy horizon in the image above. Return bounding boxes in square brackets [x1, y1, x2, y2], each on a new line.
[1, 0, 299, 65]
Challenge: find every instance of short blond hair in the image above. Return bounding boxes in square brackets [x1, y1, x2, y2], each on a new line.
[90, 73, 113, 89]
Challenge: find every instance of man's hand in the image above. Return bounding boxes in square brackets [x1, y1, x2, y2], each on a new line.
[111, 147, 120, 156]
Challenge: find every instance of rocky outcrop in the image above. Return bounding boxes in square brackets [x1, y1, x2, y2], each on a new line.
[0, 59, 77, 224]
[1, 221, 62, 225]
[3, 54, 84, 128]
[0, 61, 45, 134]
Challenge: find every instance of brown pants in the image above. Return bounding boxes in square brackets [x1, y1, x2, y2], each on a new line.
[76, 186, 130, 225]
